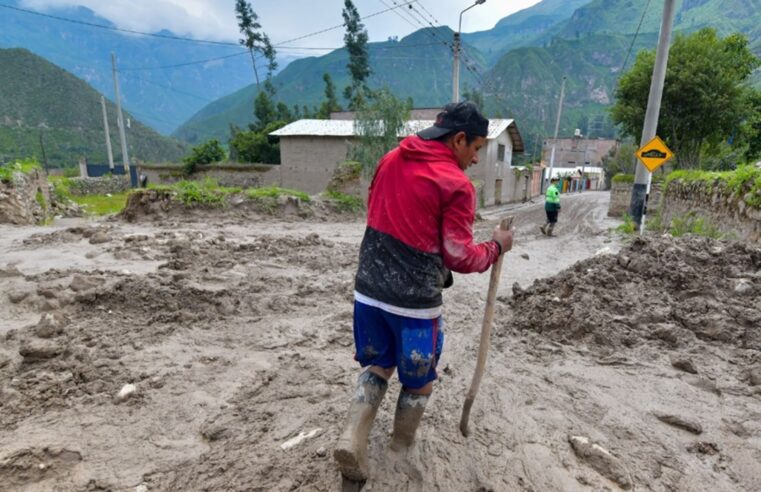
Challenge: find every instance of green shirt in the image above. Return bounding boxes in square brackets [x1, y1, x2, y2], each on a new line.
[545, 184, 560, 211]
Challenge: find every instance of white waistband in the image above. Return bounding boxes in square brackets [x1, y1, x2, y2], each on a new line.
[354, 291, 442, 320]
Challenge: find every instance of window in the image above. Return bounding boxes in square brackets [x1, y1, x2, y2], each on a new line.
[497, 144, 506, 162]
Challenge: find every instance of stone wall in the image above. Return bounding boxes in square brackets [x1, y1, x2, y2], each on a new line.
[66, 175, 131, 196]
[661, 179, 761, 243]
[138, 163, 282, 189]
[608, 181, 662, 217]
[0, 168, 51, 224]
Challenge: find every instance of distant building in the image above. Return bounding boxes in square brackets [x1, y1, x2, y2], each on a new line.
[329, 108, 442, 121]
[270, 118, 530, 206]
[540, 133, 618, 191]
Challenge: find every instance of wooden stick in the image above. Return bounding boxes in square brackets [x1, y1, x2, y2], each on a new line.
[459, 216, 513, 437]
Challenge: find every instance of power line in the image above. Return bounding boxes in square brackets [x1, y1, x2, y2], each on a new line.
[0, 3, 240, 47]
[119, 51, 252, 71]
[620, 0, 653, 73]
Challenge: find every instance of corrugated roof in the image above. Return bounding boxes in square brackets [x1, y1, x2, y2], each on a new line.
[271, 118, 516, 141]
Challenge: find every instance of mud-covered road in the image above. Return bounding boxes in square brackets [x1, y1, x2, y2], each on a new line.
[1, 191, 760, 491]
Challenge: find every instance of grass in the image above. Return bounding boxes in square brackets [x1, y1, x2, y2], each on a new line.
[324, 190, 364, 212]
[615, 212, 637, 235]
[0, 158, 41, 183]
[669, 211, 723, 239]
[70, 193, 130, 215]
[246, 186, 311, 202]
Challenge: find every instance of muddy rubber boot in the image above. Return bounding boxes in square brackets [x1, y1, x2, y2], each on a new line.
[334, 371, 388, 481]
[547, 223, 555, 237]
[539, 224, 547, 235]
[389, 391, 429, 451]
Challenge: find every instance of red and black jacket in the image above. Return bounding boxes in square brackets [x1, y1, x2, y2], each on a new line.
[354, 135, 500, 309]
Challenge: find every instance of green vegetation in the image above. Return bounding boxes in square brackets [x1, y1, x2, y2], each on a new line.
[324, 190, 364, 212]
[350, 88, 411, 177]
[183, 139, 226, 175]
[612, 29, 760, 169]
[0, 158, 41, 183]
[0, 48, 187, 168]
[72, 193, 130, 215]
[245, 186, 310, 202]
[669, 212, 723, 240]
[664, 165, 761, 208]
[615, 212, 637, 235]
[35, 190, 47, 211]
[611, 174, 634, 184]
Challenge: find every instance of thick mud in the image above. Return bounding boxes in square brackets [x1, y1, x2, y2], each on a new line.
[1, 191, 759, 491]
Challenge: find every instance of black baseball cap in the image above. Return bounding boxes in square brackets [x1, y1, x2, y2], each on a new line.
[417, 101, 489, 141]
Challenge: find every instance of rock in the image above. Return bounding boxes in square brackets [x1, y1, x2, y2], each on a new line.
[19, 339, 62, 361]
[655, 413, 703, 434]
[594, 247, 613, 257]
[115, 383, 138, 403]
[315, 446, 327, 457]
[568, 436, 633, 490]
[687, 442, 719, 455]
[734, 279, 753, 295]
[8, 290, 30, 303]
[34, 313, 67, 338]
[280, 428, 322, 450]
[69, 275, 103, 292]
[747, 366, 761, 386]
[134, 485, 149, 492]
[89, 232, 111, 244]
[0, 352, 12, 368]
[670, 355, 698, 374]
[520, 253, 530, 260]
[39, 298, 60, 312]
[36, 286, 59, 299]
[0, 265, 23, 277]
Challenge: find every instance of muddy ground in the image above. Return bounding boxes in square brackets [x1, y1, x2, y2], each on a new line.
[1, 191, 760, 491]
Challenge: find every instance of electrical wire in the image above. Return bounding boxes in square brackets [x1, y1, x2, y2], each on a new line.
[620, 0, 652, 73]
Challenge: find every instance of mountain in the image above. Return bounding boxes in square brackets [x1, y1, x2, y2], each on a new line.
[0, 48, 187, 167]
[177, 0, 761, 154]
[0, 0, 297, 134]
[463, 0, 590, 63]
[174, 27, 485, 144]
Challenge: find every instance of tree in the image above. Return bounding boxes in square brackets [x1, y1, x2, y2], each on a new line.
[183, 139, 226, 175]
[317, 73, 343, 119]
[349, 88, 411, 177]
[235, 0, 264, 86]
[342, 0, 371, 110]
[230, 121, 286, 164]
[611, 29, 760, 169]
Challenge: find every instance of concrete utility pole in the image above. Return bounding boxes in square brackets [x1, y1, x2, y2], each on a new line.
[546, 76, 566, 190]
[100, 96, 115, 170]
[629, 0, 676, 232]
[111, 53, 130, 173]
[452, 0, 486, 103]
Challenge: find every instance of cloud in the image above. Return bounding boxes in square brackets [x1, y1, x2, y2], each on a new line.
[19, 0, 541, 50]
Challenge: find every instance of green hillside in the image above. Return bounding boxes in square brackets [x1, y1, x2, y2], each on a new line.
[174, 27, 484, 144]
[0, 48, 187, 167]
[463, 0, 590, 62]
[176, 0, 761, 153]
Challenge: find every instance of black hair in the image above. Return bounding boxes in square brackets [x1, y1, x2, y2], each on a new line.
[432, 130, 480, 145]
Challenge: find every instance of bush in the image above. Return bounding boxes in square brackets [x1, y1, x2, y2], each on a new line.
[615, 212, 637, 235]
[183, 139, 226, 175]
[669, 211, 723, 239]
[611, 174, 635, 184]
[0, 158, 41, 183]
[325, 190, 364, 212]
[174, 178, 228, 207]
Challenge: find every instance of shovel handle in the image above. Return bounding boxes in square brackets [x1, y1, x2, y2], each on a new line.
[460, 216, 513, 437]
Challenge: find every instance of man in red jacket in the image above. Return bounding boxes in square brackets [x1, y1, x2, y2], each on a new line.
[334, 102, 514, 481]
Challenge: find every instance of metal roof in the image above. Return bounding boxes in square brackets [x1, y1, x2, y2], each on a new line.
[271, 118, 525, 152]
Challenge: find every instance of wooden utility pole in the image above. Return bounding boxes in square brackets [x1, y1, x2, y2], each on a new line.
[546, 76, 566, 190]
[100, 96, 115, 170]
[111, 53, 130, 173]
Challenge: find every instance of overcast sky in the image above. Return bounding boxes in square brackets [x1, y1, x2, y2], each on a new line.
[20, 0, 542, 55]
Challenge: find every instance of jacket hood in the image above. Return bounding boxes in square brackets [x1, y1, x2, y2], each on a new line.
[399, 135, 458, 166]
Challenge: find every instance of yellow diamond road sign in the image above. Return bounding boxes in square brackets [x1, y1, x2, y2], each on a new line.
[635, 136, 674, 173]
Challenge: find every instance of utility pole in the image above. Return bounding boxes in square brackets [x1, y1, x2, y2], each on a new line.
[38, 131, 48, 171]
[111, 53, 130, 173]
[546, 76, 566, 190]
[452, 32, 461, 102]
[629, 0, 676, 232]
[452, 0, 486, 103]
[100, 96, 115, 170]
